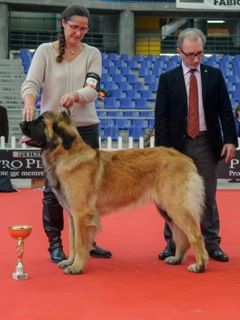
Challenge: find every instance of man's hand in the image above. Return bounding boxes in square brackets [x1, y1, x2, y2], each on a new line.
[221, 143, 236, 163]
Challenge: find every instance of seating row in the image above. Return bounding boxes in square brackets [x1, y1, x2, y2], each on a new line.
[100, 125, 148, 141]
[19, 49, 240, 107]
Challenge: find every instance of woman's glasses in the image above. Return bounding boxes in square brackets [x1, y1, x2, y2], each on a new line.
[66, 21, 89, 34]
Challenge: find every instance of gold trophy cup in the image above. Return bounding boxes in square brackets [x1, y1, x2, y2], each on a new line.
[8, 225, 32, 280]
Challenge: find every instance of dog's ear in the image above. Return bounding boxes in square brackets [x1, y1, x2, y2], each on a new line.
[53, 113, 76, 150]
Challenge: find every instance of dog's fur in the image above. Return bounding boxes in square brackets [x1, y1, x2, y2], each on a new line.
[20, 111, 208, 274]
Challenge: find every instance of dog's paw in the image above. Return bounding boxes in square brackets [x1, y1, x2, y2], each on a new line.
[188, 263, 206, 273]
[63, 265, 83, 275]
[164, 256, 182, 265]
[58, 259, 73, 269]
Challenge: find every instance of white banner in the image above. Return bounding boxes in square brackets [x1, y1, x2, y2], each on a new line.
[176, 0, 240, 11]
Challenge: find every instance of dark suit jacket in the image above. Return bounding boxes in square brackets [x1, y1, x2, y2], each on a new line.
[154, 64, 238, 161]
[0, 105, 9, 143]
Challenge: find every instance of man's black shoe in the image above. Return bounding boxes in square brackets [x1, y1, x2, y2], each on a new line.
[90, 242, 112, 258]
[158, 243, 176, 260]
[208, 247, 229, 262]
[49, 247, 66, 263]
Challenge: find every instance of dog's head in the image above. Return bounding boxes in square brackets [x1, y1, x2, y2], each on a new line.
[20, 111, 78, 150]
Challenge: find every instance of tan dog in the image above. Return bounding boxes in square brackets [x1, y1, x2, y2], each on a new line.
[20, 111, 208, 275]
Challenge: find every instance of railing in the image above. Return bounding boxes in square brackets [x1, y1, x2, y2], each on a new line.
[0, 135, 155, 151]
[9, 30, 119, 53]
[158, 35, 240, 55]
[9, 29, 240, 55]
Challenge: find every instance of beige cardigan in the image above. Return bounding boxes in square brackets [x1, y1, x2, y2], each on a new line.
[21, 42, 101, 127]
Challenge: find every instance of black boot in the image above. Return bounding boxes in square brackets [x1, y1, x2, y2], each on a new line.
[158, 221, 175, 260]
[48, 234, 66, 263]
[158, 242, 176, 260]
[90, 242, 112, 258]
[42, 179, 66, 263]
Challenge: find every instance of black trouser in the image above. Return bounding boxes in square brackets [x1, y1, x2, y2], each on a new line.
[161, 133, 221, 251]
[42, 124, 99, 238]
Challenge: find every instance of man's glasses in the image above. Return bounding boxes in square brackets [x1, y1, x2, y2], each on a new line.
[180, 49, 203, 59]
[66, 21, 89, 34]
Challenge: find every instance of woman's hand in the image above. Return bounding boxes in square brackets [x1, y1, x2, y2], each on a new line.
[22, 105, 35, 122]
[59, 92, 79, 109]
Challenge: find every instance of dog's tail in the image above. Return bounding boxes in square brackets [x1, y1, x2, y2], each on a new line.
[184, 172, 205, 222]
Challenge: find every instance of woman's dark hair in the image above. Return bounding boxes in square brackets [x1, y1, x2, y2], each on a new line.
[56, 5, 90, 63]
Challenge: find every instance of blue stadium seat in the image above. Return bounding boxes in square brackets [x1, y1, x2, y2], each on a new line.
[125, 89, 140, 99]
[111, 89, 123, 99]
[103, 81, 116, 91]
[106, 111, 122, 117]
[127, 74, 138, 84]
[102, 59, 113, 68]
[100, 118, 115, 129]
[140, 91, 154, 101]
[144, 75, 155, 84]
[226, 82, 235, 93]
[135, 99, 148, 109]
[134, 54, 145, 63]
[128, 126, 144, 140]
[104, 97, 118, 109]
[139, 68, 151, 77]
[20, 48, 33, 73]
[232, 60, 240, 73]
[148, 82, 158, 93]
[112, 74, 126, 83]
[232, 91, 240, 102]
[132, 119, 148, 129]
[108, 53, 119, 61]
[148, 119, 154, 128]
[123, 110, 139, 117]
[165, 60, 179, 71]
[97, 111, 107, 117]
[118, 82, 133, 91]
[104, 126, 119, 141]
[227, 74, 240, 84]
[139, 110, 154, 118]
[132, 82, 144, 91]
[115, 118, 130, 130]
[108, 66, 119, 76]
[121, 66, 132, 76]
[119, 98, 134, 109]
[140, 60, 152, 69]
[152, 66, 164, 76]
[115, 59, 126, 68]
[128, 60, 140, 70]
[101, 73, 112, 82]
[120, 53, 131, 62]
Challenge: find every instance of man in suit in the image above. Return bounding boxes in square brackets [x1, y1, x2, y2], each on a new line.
[155, 28, 238, 262]
[0, 104, 9, 143]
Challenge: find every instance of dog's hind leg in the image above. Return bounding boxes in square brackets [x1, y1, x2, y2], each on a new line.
[164, 223, 190, 265]
[63, 207, 98, 275]
[184, 218, 208, 273]
[170, 211, 208, 273]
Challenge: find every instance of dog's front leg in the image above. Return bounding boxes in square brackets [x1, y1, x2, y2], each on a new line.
[63, 208, 98, 275]
[58, 214, 75, 269]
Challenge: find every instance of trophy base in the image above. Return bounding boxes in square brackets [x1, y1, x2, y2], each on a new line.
[12, 272, 29, 280]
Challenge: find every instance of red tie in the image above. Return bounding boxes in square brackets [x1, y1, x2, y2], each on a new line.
[187, 69, 200, 139]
